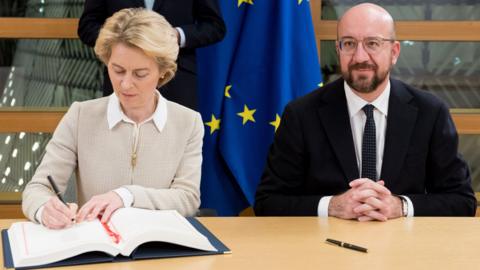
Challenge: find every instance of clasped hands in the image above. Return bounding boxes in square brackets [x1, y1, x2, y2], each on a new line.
[329, 178, 403, 221]
[41, 191, 124, 229]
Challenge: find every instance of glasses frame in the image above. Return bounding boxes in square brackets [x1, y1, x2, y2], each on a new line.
[338, 37, 396, 55]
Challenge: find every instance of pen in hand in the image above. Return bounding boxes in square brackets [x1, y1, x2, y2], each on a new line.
[47, 175, 67, 205]
[47, 175, 75, 222]
[326, 238, 368, 253]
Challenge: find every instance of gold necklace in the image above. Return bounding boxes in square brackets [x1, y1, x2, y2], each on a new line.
[131, 93, 158, 169]
[131, 127, 138, 169]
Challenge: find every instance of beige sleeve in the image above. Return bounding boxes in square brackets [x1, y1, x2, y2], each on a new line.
[126, 112, 204, 217]
[22, 102, 80, 222]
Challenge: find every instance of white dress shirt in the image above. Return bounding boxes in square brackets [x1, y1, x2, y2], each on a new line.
[318, 81, 414, 217]
[144, 0, 155, 10]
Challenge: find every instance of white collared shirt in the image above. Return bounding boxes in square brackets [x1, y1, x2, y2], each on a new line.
[345, 80, 389, 177]
[144, 0, 155, 10]
[318, 81, 413, 217]
[107, 90, 167, 132]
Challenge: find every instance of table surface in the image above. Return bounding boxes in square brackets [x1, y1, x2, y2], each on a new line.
[2, 217, 480, 270]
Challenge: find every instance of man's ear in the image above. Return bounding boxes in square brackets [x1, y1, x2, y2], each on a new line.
[391, 40, 401, 65]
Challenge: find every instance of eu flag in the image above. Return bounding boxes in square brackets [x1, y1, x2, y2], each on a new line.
[197, 0, 322, 215]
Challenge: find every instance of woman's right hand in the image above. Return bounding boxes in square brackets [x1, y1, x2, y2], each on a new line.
[41, 196, 78, 229]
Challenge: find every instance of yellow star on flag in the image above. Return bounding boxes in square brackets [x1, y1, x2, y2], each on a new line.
[225, 85, 232, 98]
[298, 0, 303, 4]
[270, 114, 281, 132]
[238, 0, 254, 8]
[237, 104, 256, 125]
[205, 114, 221, 134]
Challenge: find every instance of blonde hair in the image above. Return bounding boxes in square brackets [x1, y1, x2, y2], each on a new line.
[95, 8, 179, 87]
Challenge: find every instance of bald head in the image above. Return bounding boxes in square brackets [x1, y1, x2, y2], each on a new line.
[338, 3, 396, 40]
[335, 3, 401, 99]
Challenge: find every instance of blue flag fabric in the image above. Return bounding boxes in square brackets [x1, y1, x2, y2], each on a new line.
[197, 0, 323, 215]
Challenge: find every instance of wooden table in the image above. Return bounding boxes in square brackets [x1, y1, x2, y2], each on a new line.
[2, 217, 480, 270]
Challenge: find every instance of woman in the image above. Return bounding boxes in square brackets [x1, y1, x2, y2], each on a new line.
[22, 8, 204, 229]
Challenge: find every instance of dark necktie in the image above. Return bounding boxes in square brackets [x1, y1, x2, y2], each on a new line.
[361, 104, 376, 181]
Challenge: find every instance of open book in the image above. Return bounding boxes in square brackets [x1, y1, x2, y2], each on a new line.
[5, 208, 228, 268]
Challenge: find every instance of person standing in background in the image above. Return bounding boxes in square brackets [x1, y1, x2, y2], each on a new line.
[78, 0, 226, 110]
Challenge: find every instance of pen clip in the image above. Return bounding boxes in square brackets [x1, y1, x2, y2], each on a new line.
[326, 238, 342, 246]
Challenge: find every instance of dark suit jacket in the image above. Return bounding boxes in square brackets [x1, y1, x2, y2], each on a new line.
[254, 78, 476, 216]
[78, 0, 226, 108]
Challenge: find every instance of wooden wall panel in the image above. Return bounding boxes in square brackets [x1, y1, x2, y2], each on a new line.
[0, 110, 479, 133]
[316, 20, 480, 41]
[0, 110, 66, 132]
[0, 18, 78, 39]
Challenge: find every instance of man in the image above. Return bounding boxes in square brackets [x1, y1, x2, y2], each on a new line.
[254, 3, 476, 220]
[78, 0, 226, 110]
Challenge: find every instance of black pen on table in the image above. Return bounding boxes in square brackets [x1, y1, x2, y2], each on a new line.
[47, 175, 75, 222]
[326, 238, 368, 253]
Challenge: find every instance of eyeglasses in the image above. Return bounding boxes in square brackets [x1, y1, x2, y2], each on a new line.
[338, 37, 395, 55]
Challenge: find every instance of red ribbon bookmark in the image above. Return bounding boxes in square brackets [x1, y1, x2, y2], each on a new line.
[100, 219, 121, 244]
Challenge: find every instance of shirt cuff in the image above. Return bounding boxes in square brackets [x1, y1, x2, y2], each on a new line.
[113, 187, 134, 207]
[175, 27, 186, 48]
[318, 196, 332, 217]
[35, 205, 45, 225]
[399, 195, 414, 217]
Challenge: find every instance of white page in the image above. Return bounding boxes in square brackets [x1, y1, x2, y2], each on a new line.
[108, 208, 217, 255]
[8, 220, 117, 268]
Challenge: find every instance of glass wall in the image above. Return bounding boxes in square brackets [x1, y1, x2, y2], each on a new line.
[1, 0, 99, 197]
[0, 132, 50, 193]
[0, 0, 101, 108]
[1, 0, 84, 18]
[0, 39, 102, 108]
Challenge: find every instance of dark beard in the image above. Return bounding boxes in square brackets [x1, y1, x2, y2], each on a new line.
[343, 62, 389, 93]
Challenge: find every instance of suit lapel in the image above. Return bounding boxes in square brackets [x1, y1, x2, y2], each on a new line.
[380, 79, 417, 184]
[317, 80, 359, 182]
